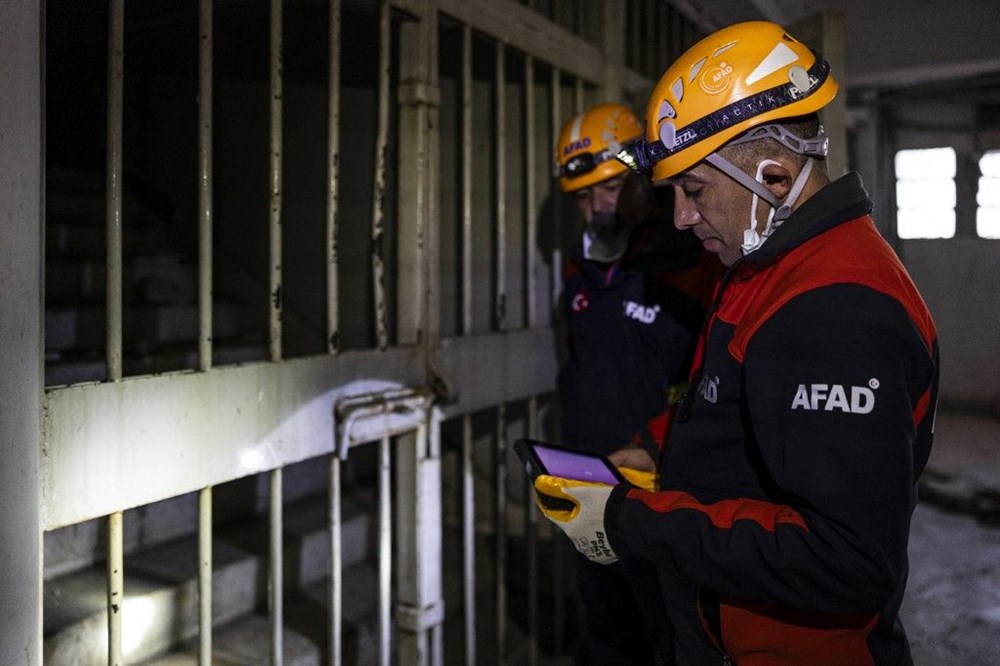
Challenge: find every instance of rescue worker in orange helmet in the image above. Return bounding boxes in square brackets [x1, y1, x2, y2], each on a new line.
[553, 102, 722, 664]
[539, 22, 939, 665]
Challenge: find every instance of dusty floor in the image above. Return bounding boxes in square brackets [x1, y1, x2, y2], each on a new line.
[902, 412, 1000, 665]
[904, 502, 1000, 665]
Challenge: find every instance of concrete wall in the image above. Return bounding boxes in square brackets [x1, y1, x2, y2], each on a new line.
[0, 0, 43, 661]
[903, 239, 1000, 411]
[849, 91, 1000, 412]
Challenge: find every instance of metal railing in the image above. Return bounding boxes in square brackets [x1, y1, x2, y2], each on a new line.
[36, 0, 668, 663]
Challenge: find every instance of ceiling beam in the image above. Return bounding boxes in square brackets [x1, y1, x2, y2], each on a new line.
[850, 57, 1000, 91]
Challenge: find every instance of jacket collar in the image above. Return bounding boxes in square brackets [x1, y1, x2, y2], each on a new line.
[742, 172, 873, 265]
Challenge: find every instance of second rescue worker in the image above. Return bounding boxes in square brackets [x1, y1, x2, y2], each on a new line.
[554, 103, 722, 664]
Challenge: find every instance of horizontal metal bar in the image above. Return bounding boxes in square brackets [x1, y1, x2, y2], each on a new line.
[42, 348, 425, 530]
[434, 328, 558, 418]
[43, 329, 557, 530]
[438, 0, 604, 83]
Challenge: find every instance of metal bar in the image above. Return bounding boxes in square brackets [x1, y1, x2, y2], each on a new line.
[107, 511, 124, 665]
[198, 0, 213, 372]
[573, 75, 583, 114]
[326, 0, 342, 354]
[269, 0, 284, 362]
[495, 403, 508, 663]
[461, 25, 473, 336]
[526, 397, 539, 666]
[524, 55, 538, 328]
[428, 414, 445, 666]
[494, 40, 507, 332]
[436, 0, 604, 84]
[378, 435, 392, 666]
[106, 0, 123, 381]
[644, 0, 656, 78]
[550, 67, 563, 307]
[270, 468, 284, 665]
[329, 454, 343, 666]
[198, 486, 213, 665]
[461, 414, 476, 666]
[372, 0, 392, 350]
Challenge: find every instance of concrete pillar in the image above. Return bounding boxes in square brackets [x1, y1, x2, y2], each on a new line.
[0, 0, 44, 662]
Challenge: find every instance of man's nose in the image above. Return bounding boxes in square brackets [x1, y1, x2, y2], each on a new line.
[673, 186, 697, 230]
[593, 189, 617, 214]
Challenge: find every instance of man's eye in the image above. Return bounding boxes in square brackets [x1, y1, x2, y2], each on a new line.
[683, 187, 701, 199]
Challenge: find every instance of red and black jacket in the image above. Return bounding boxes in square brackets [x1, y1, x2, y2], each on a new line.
[606, 173, 939, 665]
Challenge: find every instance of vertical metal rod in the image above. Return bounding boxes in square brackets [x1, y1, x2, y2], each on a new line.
[461, 414, 476, 666]
[270, 469, 284, 666]
[495, 403, 508, 663]
[326, 0, 342, 354]
[107, 511, 124, 666]
[524, 56, 538, 328]
[573, 76, 584, 114]
[427, 415, 445, 666]
[269, 0, 284, 362]
[329, 454, 343, 666]
[105, 0, 124, 382]
[198, 0, 214, 372]
[198, 487, 213, 665]
[378, 436, 392, 666]
[494, 41, 507, 332]
[549, 67, 563, 308]
[371, 0, 391, 350]
[644, 0, 656, 77]
[526, 397, 539, 666]
[461, 25, 473, 336]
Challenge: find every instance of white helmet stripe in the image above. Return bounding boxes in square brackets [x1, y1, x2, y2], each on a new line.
[569, 114, 585, 143]
[745, 41, 799, 86]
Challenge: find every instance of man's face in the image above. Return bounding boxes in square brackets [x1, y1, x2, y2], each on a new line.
[574, 174, 627, 223]
[670, 162, 754, 266]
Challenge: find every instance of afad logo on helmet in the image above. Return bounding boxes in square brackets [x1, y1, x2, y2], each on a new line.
[563, 137, 591, 156]
[699, 60, 734, 95]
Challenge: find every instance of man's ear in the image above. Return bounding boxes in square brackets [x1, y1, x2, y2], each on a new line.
[761, 161, 793, 200]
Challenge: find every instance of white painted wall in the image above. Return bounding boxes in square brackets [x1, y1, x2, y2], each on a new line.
[903, 238, 1000, 411]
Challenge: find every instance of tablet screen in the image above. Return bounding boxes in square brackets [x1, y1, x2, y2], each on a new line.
[532, 443, 621, 485]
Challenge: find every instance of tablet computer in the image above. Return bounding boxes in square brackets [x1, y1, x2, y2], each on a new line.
[513, 438, 625, 485]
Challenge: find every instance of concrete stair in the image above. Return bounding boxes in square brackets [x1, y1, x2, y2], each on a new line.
[43, 491, 380, 664]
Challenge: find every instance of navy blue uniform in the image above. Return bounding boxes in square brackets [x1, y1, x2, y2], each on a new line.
[558, 222, 719, 457]
[605, 174, 939, 665]
[558, 219, 721, 665]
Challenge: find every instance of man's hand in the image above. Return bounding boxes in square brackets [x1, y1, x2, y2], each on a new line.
[608, 446, 656, 472]
[534, 475, 618, 564]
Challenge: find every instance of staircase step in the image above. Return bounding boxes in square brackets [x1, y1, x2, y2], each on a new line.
[221, 492, 376, 593]
[282, 494, 374, 589]
[44, 340, 269, 386]
[44, 535, 260, 664]
[45, 302, 242, 352]
[46, 220, 172, 261]
[141, 614, 322, 665]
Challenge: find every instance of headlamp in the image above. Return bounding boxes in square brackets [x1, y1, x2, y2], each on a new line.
[557, 148, 617, 180]
[615, 139, 670, 176]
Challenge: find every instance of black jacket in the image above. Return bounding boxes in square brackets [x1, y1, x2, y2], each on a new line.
[558, 220, 719, 456]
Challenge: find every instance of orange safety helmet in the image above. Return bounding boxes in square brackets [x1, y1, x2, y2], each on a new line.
[617, 21, 838, 184]
[555, 103, 644, 192]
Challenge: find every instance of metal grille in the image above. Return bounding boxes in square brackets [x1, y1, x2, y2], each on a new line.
[36, 0, 683, 663]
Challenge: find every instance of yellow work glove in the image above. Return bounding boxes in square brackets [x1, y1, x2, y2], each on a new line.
[618, 466, 657, 492]
[534, 474, 618, 564]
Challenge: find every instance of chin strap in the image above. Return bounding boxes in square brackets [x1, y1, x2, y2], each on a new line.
[705, 151, 816, 256]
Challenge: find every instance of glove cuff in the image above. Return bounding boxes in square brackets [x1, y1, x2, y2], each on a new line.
[603, 482, 633, 557]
